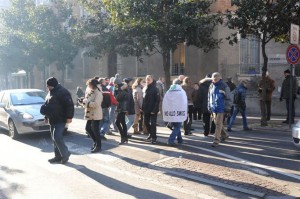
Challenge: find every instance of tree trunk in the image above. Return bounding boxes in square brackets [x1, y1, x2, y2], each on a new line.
[162, 52, 171, 89]
[261, 39, 268, 78]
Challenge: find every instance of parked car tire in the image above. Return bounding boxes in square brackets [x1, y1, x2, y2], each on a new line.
[8, 119, 19, 139]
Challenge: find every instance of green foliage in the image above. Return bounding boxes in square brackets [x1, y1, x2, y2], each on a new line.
[0, 0, 78, 80]
[77, 0, 221, 86]
[226, 0, 300, 74]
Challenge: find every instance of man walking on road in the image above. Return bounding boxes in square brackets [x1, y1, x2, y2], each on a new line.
[163, 79, 187, 146]
[40, 77, 74, 164]
[208, 73, 232, 147]
[142, 75, 160, 144]
[280, 69, 297, 124]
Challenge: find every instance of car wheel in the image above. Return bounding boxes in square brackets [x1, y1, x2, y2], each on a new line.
[8, 119, 19, 139]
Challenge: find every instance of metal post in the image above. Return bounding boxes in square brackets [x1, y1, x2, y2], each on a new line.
[289, 64, 294, 128]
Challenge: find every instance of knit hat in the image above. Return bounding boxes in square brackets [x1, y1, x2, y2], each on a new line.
[46, 77, 58, 87]
[113, 74, 122, 85]
[284, 69, 291, 74]
[123, 77, 133, 84]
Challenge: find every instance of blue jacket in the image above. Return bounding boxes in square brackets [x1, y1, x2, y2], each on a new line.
[208, 79, 232, 113]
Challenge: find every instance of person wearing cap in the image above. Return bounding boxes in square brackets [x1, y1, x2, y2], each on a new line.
[258, 71, 275, 126]
[227, 80, 252, 132]
[199, 74, 216, 136]
[142, 75, 160, 144]
[280, 69, 298, 124]
[123, 77, 135, 135]
[163, 78, 187, 146]
[80, 78, 103, 153]
[208, 72, 232, 147]
[40, 77, 74, 164]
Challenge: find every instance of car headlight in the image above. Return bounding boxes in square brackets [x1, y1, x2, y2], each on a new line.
[20, 113, 34, 119]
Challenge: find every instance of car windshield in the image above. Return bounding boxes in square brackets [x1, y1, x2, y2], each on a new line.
[10, 91, 46, 105]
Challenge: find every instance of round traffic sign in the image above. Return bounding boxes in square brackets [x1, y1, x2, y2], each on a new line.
[286, 45, 300, 65]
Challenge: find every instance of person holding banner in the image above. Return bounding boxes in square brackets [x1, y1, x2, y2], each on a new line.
[163, 79, 188, 146]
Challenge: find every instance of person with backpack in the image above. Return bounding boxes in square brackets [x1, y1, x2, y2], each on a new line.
[227, 79, 252, 132]
[99, 78, 111, 140]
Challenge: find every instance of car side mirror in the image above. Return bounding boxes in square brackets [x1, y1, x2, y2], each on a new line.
[0, 103, 6, 108]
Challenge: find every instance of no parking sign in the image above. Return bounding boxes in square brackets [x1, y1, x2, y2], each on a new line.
[286, 45, 300, 65]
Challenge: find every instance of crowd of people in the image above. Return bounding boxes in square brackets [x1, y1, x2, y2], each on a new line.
[40, 69, 297, 164]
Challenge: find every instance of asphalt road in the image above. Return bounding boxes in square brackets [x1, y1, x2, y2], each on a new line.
[1, 107, 300, 199]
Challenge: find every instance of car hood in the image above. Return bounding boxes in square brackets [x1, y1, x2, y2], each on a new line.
[12, 104, 43, 117]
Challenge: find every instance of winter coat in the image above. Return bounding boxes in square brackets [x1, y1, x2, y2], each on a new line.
[182, 84, 194, 105]
[82, 86, 103, 120]
[41, 84, 74, 125]
[199, 78, 212, 113]
[226, 81, 236, 92]
[208, 79, 232, 113]
[192, 88, 201, 108]
[133, 85, 143, 114]
[280, 75, 297, 100]
[142, 81, 160, 114]
[233, 83, 247, 109]
[127, 87, 135, 115]
[116, 89, 129, 113]
[258, 76, 275, 101]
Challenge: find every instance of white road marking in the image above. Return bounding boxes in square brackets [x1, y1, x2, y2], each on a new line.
[185, 144, 300, 181]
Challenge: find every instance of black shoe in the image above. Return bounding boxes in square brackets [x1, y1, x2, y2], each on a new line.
[91, 147, 101, 153]
[119, 138, 128, 145]
[167, 142, 177, 147]
[282, 120, 288, 124]
[227, 127, 232, 132]
[146, 135, 152, 140]
[190, 128, 195, 131]
[127, 134, 132, 138]
[48, 156, 62, 163]
[61, 154, 70, 164]
[243, 127, 252, 131]
[151, 139, 157, 144]
[184, 131, 192, 135]
[211, 143, 219, 147]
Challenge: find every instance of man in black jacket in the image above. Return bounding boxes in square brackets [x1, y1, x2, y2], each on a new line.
[40, 77, 74, 164]
[142, 75, 160, 144]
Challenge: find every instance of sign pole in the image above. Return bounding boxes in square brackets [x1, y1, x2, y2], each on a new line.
[289, 64, 294, 128]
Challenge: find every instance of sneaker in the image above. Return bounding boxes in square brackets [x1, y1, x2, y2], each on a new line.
[211, 142, 219, 147]
[243, 127, 252, 131]
[227, 127, 232, 132]
[48, 157, 61, 163]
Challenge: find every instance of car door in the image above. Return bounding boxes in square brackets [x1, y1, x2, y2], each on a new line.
[0, 92, 9, 128]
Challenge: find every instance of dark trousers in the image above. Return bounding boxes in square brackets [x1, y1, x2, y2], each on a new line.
[260, 100, 271, 122]
[116, 112, 127, 138]
[202, 112, 216, 135]
[285, 98, 295, 122]
[50, 122, 70, 158]
[144, 112, 158, 139]
[85, 120, 101, 149]
[193, 107, 202, 120]
[139, 112, 144, 131]
[184, 105, 194, 133]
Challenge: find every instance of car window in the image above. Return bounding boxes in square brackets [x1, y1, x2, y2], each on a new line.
[10, 91, 46, 105]
[1, 93, 10, 107]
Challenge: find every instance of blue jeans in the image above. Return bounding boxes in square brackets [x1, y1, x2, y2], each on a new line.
[228, 106, 248, 129]
[109, 105, 118, 130]
[168, 122, 182, 144]
[126, 114, 135, 130]
[50, 122, 70, 158]
[100, 108, 110, 135]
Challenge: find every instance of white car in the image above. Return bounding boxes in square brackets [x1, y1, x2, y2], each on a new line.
[0, 89, 50, 139]
[292, 120, 300, 148]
